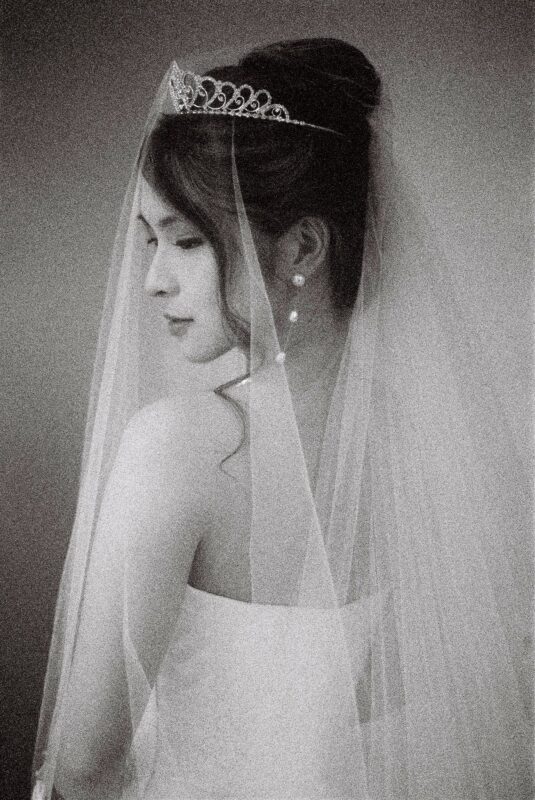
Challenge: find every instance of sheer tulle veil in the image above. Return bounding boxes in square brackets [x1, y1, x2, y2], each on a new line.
[33, 40, 533, 800]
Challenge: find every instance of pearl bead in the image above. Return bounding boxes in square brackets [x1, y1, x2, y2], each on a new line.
[275, 352, 286, 364]
[292, 273, 305, 287]
[289, 310, 298, 322]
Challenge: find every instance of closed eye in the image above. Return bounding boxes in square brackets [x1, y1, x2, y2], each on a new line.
[175, 237, 204, 250]
[147, 237, 157, 246]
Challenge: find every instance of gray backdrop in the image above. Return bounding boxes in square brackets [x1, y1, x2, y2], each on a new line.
[2, 0, 532, 796]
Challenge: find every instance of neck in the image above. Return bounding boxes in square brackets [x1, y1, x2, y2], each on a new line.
[243, 296, 351, 400]
[283, 304, 350, 398]
[274, 270, 351, 398]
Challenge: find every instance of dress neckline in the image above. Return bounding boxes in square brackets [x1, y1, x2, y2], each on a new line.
[186, 582, 361, 612]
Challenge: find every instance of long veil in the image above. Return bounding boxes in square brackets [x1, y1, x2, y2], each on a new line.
[33, 43, 533, 800]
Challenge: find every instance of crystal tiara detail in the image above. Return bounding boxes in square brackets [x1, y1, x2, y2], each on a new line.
[168, 62, 341, 135]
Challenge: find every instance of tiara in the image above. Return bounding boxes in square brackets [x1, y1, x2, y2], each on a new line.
[168, 62, 341, 136]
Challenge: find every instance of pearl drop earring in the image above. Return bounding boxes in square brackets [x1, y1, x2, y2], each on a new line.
[275, 274, 305, 365]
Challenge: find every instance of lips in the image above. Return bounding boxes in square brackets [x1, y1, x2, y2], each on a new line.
[164, 313, 193, 323]
[164, 313, 193, 337]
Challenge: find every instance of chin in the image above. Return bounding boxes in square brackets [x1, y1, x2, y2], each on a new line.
[183, 340, 235, 365]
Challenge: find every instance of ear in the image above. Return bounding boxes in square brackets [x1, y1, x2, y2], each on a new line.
[275, 216, 330, 281]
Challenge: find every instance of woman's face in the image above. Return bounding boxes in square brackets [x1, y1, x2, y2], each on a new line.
[139, 178, 237, 364]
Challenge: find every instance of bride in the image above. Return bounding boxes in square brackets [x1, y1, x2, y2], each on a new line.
[33, 38, 532, 799]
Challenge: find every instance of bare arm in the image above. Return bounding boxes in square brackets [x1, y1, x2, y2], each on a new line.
[54, 399, 207, 797]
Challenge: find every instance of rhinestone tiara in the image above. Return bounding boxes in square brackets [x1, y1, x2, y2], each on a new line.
[168, 62, 341, 136]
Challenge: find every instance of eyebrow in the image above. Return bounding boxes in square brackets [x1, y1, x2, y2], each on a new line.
[136, 212, 184, 229]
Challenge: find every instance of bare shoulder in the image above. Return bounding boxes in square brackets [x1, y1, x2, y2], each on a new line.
[120, 390, 243, 481]
[100, 390, 240, 546]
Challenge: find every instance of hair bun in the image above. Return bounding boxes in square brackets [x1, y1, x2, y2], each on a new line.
[239, 38, 380, 136]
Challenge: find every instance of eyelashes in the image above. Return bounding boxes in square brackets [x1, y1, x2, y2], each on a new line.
[145, 237, 204, 250]
[176, 237, 204, 250]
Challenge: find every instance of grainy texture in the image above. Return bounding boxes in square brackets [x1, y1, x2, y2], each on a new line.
[1, 1, 532, 796]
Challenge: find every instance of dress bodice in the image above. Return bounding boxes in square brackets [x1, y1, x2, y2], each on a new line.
[136, 584, 380, 799]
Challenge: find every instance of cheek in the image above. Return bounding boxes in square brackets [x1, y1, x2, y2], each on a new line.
[184, 247, 218, 300]
[188, 259, 231, 346]
[195, 262, 224, 319]
[224, 257, 252, 323]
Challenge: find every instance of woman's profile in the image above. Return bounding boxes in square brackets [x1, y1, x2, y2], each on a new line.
[32, 38, 532, 800]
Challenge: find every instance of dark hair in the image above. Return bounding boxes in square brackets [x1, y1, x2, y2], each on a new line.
[142, 38, 380, 331]
[141, 38, 380, 467]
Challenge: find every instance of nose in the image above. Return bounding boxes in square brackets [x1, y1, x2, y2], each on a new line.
[144, 248, 181, 297]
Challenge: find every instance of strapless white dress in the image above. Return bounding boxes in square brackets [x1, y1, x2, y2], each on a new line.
[123, 583, 527, 799]
[133, 583, 378, 799]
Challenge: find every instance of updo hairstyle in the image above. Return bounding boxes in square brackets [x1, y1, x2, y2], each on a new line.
[142, 38, 380, 348]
